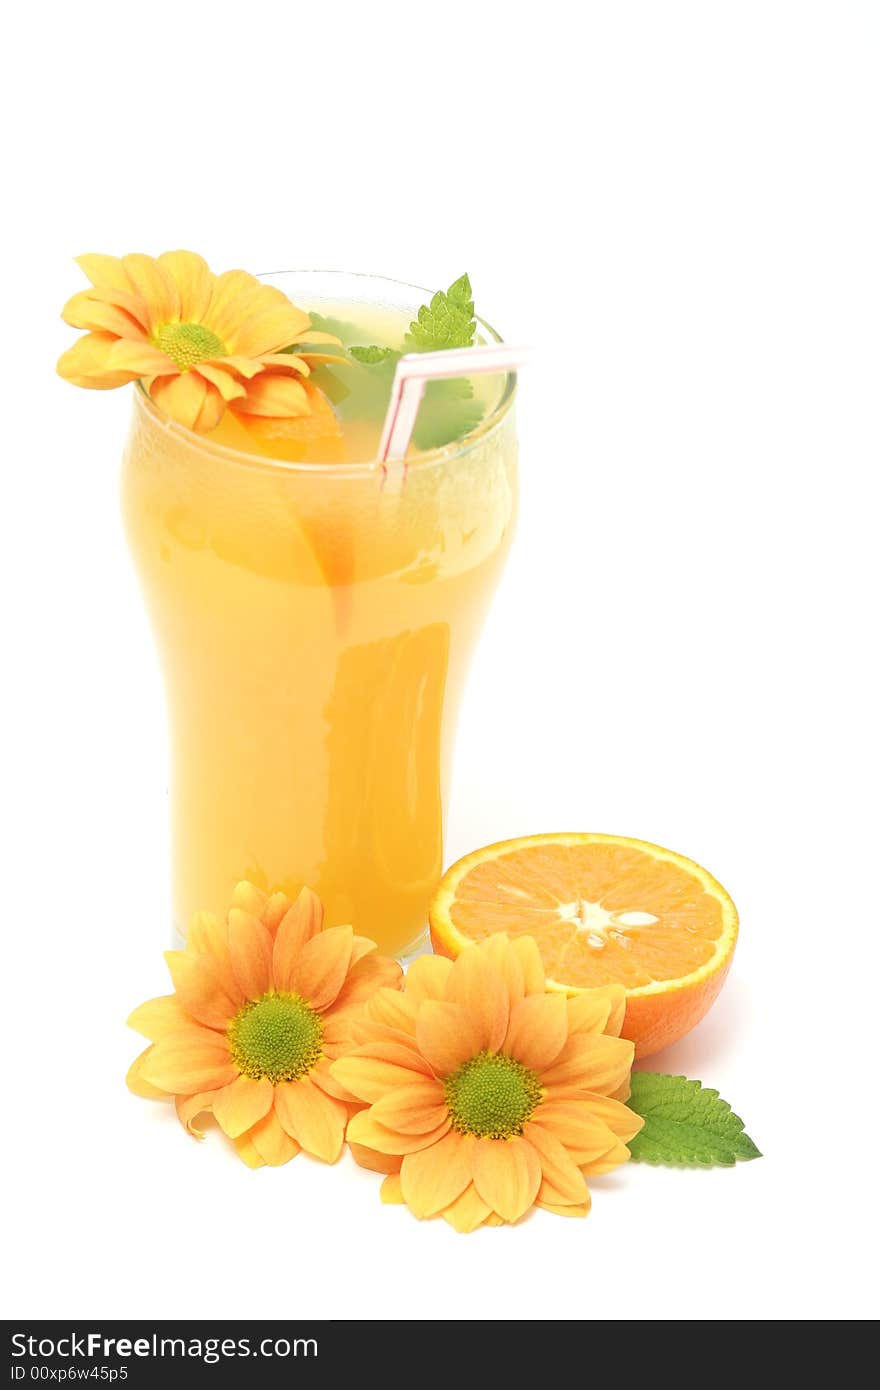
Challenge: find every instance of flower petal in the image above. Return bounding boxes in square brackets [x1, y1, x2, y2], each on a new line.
[380, 1174, 404, 1204]
[212, 1074, 274, 1138]
[231, 880, 268, 916]
[75, 253, 132, 293]
[295, 328, 344, 345]
[215, 353, 264, 380]
[233, 373, 311, 419]
[105, 338, 177, 376]
[139, 1036, 237, 1095]
[149, 372, 211, 431]
[539, 1033, 634, 1095]
[604, 990, 627, 1038]
[289, 925, 354, 1011]
[400, 1130, 475, 1218]
[579, 1092, 644, 1144]
[175, 1090, 216, 1138]
[61, 289, 145, 338]
[346, 1109, 450, 1155]
[346, 1018, 419, 1053]
[247, 1108, 300, 1166]
[191, 383, 225, 433]
[164, 949, 241, 1029]
[364, 987, 419, 1037]
[297, 350, 350, 368]
[126, 1046, 167, 1099]
[510, 935, 546, 994]
[489, 933, 527, 1005]
[530, 1100, 619, 1164]
[332, 953, 403, 1011]
[232, 1133, 265, 1168]
[503, 993, 569, 1072]
[262, 891, 292, 934]
[186, 911, 227, 959]
[566, 986, 627, 1039]
[122, 253, 180, 329]
[348, 1143, 402, 1176]
[157, 250, 214, 322]
[369, 1080, 448, 1135]
[272, 886, 323, 991]
[441, 1182, 492, 1233]
[194, 362, 247, 402]
[127, 993, 194, 1041]
[523, 1121, 589, 1205]
[229, 305, 313, 357]
[536, 1194, 591, 1218]
[580, 1137, 631, 1176]
[274, 1077, 347, 1162]
[349, 934, 378, 967]
[403, 954, 453, 1003]
[134, 1020, 225, 1053]
[203, 269, 267, 343]
[329, 1042, 433, 1102]
[227, 908, 273, 1001]
[472, 1136, 542, 1223]
[319, 1019, 363, 1059]
[311, 1057, 356, 1102]
[57, 332, 135, 389]
[447, 945, 510, 1051]
[257, 352, 311, 376]
[416, 1001, 485, 1077]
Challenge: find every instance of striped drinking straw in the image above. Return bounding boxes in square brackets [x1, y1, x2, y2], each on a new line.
[376, 342, 530, 489]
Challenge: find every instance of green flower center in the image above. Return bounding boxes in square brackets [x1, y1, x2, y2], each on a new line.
[227, 993, 323, 1084]
[444, 1051, 543, 1139]
[153, 321, 226, 371]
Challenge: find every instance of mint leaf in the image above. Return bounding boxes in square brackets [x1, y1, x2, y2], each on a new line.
[307, 362, 352, 406]
[405, 273, 476, 351]
[348, 274, 484, 447]
[627, 1074, 761, 1168]
[307, 311, 360, 344]
[349, 345, 401, 366]
[413, 378, 483, 450]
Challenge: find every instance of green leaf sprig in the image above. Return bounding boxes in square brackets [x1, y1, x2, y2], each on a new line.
[350, 274, 484, 450]
[627, 1074, 761, 1168]
[404, 273, 477, 351]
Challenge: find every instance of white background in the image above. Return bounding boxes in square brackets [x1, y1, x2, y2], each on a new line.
[3, 0, 878, 1323]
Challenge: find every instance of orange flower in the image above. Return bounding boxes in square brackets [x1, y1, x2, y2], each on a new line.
[127, 881, 402, 1168]
[331, 936, 643, 1230]
[57, 251, 343, 432]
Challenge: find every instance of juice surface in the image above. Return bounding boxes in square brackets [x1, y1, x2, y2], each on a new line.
[122, 296, 517, 955]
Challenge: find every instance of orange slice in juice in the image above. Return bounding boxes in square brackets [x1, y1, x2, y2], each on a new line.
[429, 832, 738, 1057]
[234, 380, 346, 463]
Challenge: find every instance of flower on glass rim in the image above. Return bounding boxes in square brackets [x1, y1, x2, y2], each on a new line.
[57, 251, 343, 432]
[127, 881, 402, 1168]
[331, 935, 643, 1231]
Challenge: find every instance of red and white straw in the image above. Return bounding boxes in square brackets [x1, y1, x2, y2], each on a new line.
[377, 342, 529, 485]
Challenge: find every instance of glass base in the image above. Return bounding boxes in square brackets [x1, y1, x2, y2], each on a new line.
[172, 921, 432, 965]
[395, 926, 432, 969]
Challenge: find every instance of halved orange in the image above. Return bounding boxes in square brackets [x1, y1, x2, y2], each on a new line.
[429, 833, 738, 1058]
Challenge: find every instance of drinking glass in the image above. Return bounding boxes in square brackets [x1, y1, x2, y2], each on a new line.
[122, 271, 518, 955]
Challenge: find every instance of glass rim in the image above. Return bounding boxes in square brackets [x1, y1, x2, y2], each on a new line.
[133, 269, 517, 478]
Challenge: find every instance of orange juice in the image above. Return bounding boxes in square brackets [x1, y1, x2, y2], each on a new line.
[122, 272, 517, 954]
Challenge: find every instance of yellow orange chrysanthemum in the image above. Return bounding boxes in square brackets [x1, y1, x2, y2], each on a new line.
[57, 251, 342, 432]
[331, 935, 643, 1230]
[127, 881, 402, 1168]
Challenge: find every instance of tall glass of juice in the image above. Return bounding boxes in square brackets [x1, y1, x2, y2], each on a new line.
[122, 271, 518, 956]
